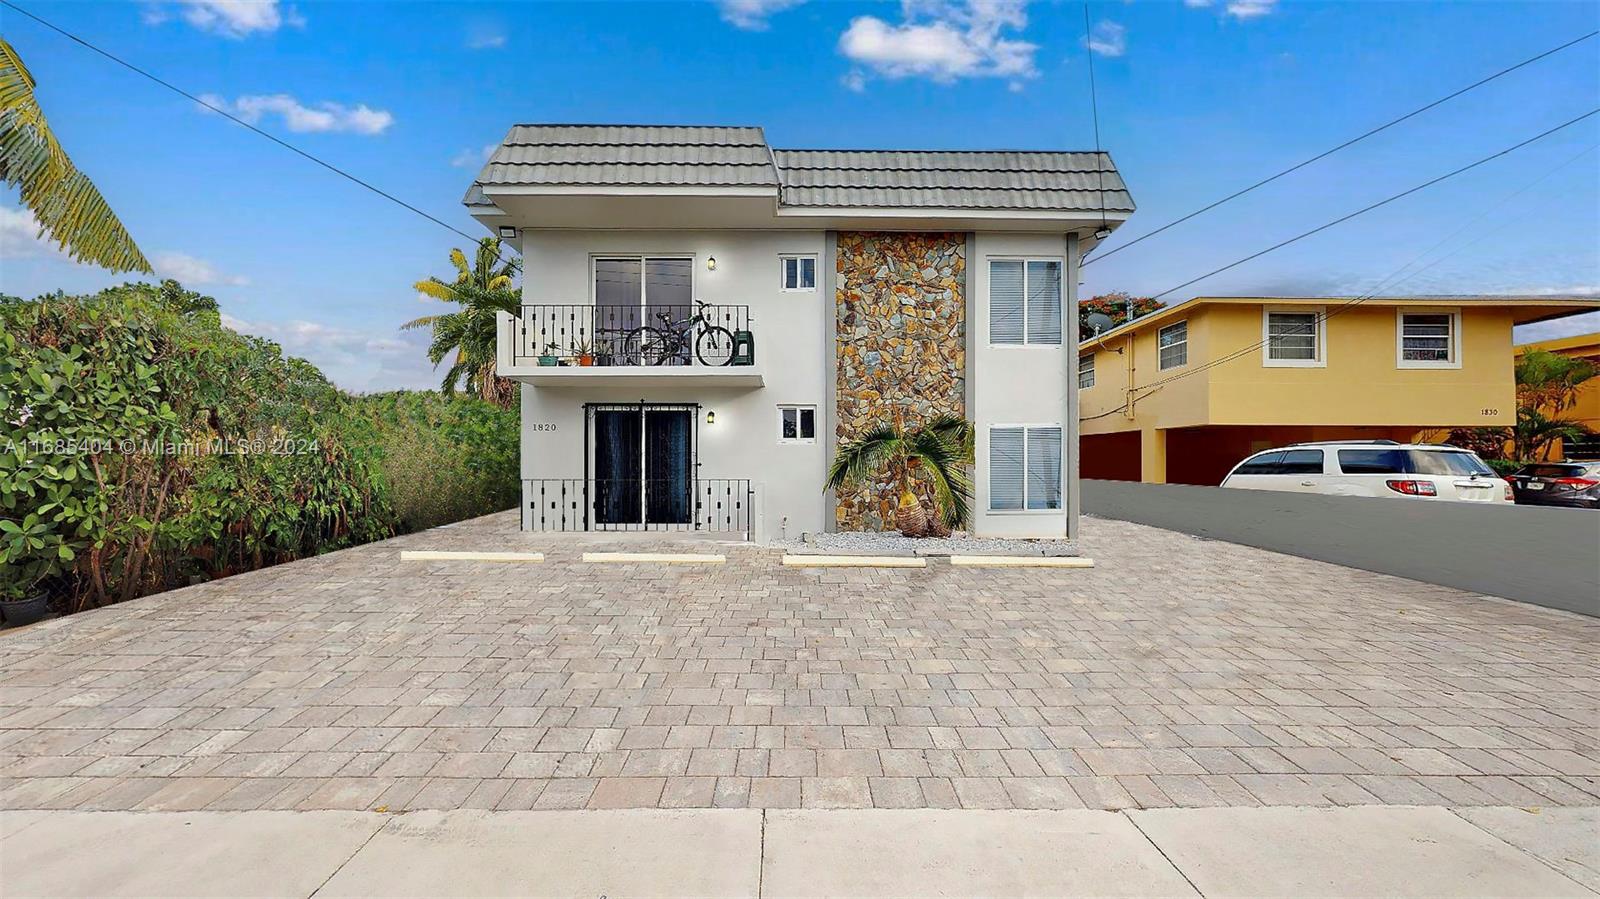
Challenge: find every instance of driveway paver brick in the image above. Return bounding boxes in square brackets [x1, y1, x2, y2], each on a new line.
[3, 511, 1596, 811]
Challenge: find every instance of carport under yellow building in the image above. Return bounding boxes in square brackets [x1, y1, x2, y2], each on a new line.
[1078, 296, 1600, 485]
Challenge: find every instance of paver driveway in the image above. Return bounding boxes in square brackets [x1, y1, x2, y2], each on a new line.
[3, 512, 1596, 813]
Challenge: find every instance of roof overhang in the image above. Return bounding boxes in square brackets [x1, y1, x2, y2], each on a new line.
[1085, 296, 1600, 342]
[470, 186, 1133, 235]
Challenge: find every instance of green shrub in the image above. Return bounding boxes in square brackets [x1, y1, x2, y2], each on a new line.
[352, 391, 519, 534]
[1, 283, 390, 608]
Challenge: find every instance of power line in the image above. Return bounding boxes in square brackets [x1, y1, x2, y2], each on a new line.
[1082, 1, 1109, 240]
[1137, 107, 1598, 307]
[1, 0, 494, 253]
[1084, 29, 1599, 267]
[1094, 132, 1600, 408]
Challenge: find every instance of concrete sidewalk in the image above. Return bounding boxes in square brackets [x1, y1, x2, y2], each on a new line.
[2, 805, 1594, 897]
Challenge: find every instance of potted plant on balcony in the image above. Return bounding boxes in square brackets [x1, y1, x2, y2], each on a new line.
[0, 512, 64, 627]
[574, 339, 597, 367]
[537, 342, 561, 367]
[824, 413, 974, 538]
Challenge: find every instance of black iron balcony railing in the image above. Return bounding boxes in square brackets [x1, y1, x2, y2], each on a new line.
[515, 304, 754, 368]
[526, 478, 753, 539]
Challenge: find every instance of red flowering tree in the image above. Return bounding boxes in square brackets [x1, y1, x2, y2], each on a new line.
[1079, 292, 1163, 340]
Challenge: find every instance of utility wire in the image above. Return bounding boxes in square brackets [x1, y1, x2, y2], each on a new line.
[1137, 108, 1598, 307]
[1083, 29, 1599, 267]
[1, 0, 495, 252]
[1094, 129, 1600, 409]
[1082, 1, 1110, 240]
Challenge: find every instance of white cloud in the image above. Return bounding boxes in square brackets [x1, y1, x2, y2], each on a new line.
[451, 144, 498, 169]
[1184, 0, 1277, 19]
[1084, 20, 1126, 57]
[465, 22, 507, 49]
[149, 1, 306, 38]
[152, 251, 248, 287]
[841, 70, 868, 93]
[838, 0, 1038, 87]
[220, 313, 436, 390]
[1514, 309, 1600, 344]
[717, 0, 807, 30]
[199, 92, 394, 135]
[0, 206, 67, 262]
[1224, 0, 1277, 19]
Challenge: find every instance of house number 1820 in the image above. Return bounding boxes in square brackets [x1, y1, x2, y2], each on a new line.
[529, 423, 557, 432]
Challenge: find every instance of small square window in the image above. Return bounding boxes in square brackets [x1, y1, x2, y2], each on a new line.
[778, 405, 816, 443]
[1398, 311, 1459, 367]
[781, 256, 816, 291]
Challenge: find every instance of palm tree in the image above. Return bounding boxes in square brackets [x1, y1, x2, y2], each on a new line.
[825, 413, 975, 537]
[402, 238, 521, 406]
[1, 38, 150, 273]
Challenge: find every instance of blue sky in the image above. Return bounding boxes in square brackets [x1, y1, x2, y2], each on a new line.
[3, 0, 1597, 391]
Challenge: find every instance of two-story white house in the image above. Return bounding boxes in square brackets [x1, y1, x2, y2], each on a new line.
[467, 125, 1133, 543]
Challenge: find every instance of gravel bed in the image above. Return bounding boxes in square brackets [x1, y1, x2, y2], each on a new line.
[778, 531, 1079, 557]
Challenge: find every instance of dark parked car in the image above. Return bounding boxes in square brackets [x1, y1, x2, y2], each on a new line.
[1507, 462, 1600, 508]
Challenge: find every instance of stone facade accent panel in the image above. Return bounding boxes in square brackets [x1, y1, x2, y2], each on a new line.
[834, 232, 966, 531]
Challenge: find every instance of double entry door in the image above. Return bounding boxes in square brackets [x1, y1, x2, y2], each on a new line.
[591, 404, 694, 528]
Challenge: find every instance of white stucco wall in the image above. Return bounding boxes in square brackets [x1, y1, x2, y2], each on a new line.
[515, 230, 829, 540]
[970, 232, 1076, 538]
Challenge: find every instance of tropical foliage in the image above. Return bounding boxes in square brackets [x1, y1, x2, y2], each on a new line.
[1441, 347, 1596, 463]
[403, 238, 521, 407]
[1079, 291, 1163, 339]
[0, 37, 151, 273]
[351, 391, 519, 534]
[825, 413, 974, 537]
[1, 283, 520, 611]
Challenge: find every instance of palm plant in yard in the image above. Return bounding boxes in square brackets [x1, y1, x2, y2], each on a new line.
[825, 413, 975, 537]
[403, 238, 521, 407]
[1, 38, 150, 273]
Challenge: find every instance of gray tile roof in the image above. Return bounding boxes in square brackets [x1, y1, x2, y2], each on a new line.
[773, 149, 1133, 212]
[474, 125, 778, 190]
[466, 125, 1133, 214]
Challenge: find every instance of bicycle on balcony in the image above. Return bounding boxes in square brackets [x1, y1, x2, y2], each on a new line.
[601, 300, 736, 367]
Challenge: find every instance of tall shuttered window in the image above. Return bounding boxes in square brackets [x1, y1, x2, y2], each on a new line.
[1079, 353, 1095, 389]
[989, 425, 1063, 511]
[989, 259, 1062, 346]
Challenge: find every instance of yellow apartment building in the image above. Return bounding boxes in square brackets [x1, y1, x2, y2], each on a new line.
[1514, 330, 1600, 461]
[1078, 296, 1600, 484]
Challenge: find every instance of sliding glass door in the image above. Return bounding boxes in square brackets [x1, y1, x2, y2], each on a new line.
[594, 257, 694, 365]
[590, 404, 694, 527]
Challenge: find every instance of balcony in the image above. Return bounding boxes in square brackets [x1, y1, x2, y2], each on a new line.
[499, 303, 763, 386]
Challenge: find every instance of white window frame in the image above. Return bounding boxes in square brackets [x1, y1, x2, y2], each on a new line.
[988, 256, 1065, 348]
[1396, 308, 1462, 369]
[1078, 353, 1095, 389]
[1261, 306, 1326, 368]
[1158, 320, 1188, 371]
[987, 423, 1065, 513]
[779, 255, 817, 292]
[776, 404, 817, 444]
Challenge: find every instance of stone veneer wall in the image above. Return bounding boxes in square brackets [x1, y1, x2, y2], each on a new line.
[834, 231, 966, 531]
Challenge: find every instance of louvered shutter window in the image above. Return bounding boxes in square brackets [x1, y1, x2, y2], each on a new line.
[990, 260, 1025, 345]
[1026, 427, 1063, 510]
[1026, 260, 1063, 345]
[989, 427, 1025, 510]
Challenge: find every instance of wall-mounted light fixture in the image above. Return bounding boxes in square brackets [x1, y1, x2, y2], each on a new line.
[497, 226, 517, 239]
[706, 256, 717, 271]
[705, 410, 716, 425]
[1093, 228, 1112, 241]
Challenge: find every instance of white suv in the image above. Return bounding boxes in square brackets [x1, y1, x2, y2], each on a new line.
[1221, 441, 1513, 503]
